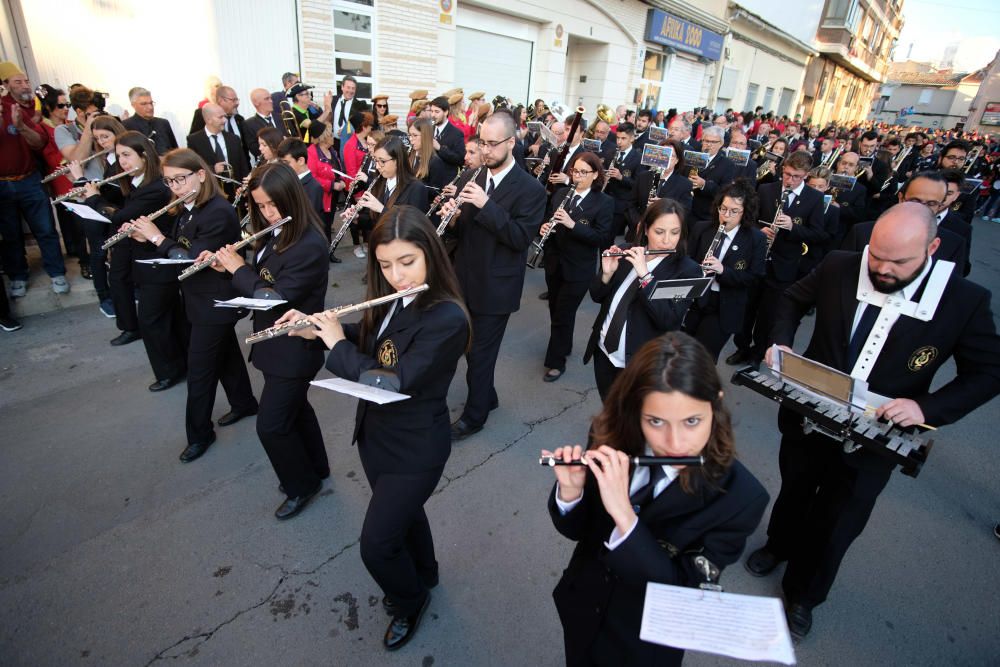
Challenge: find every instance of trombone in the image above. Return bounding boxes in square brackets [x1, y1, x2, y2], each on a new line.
[820, 146, 842, 169]
[279, 100, 302, 138]
[963, 145, 983, 174]
[42, 148, 113, 184]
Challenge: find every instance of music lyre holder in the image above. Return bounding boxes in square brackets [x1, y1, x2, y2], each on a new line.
[649, 277, 713, 301]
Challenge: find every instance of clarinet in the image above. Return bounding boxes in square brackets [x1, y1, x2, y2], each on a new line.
[701, 223, 726, 277]
[101, 190, 198, 250]
[435, 167, 484, 236]
[245, 284, 429, 344]
[427, 167, 470, 216]
[646, 167, 663, 205]
[526, 187, 575, 269]
[328, 155, 375, 254]
[763, 189, 792, 262]
[329, 175, 382, 254]
[178, 216, 292, 281]
[603, 151, 624, 192]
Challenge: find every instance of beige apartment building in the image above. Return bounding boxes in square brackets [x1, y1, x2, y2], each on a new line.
[872, 61, 986, 130]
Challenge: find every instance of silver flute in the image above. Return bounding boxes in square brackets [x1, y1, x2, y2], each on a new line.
[600, 248, 676, 257]
[42, 147, 113, 183]
[245, 284, 429, 344]
[539, 455, 704, 467]
[178, 216, 291, 281]
[52, 167, 140, 204]
[101, 190, 198, 250]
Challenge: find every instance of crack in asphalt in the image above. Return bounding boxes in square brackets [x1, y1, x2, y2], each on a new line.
[144, 388, 594, 662]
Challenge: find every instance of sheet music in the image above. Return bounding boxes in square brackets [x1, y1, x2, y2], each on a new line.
[60, 202, 110, 223]
[310, 377, 410, 404]
[135, 258, 195, 265]
[214, 297, 286, 310]
[640, 583, 796, 665]
[650, 277, 712, 300]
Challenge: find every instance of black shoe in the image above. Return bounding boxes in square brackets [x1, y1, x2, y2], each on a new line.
[149, 375, 184, 392]
[745, 547, 784, 577]
[0, 315, 22, 332]
[543, 368, 563, 383]
[80, 264, 92, 280]
[217, 407, 258, 427]
[538, 291, 548, 300]
[725, 349, 751, 366]
[786, 602, 813, 639]
[179, 434, 216, 463]
[110, 330, 142, 346]
[274, 483, 321, 520]
[450, 418, 483, 441]
[383, 592, 431, 651]
[329, 252, 342, 264]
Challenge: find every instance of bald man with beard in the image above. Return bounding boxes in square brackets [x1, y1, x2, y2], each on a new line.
[743, 202, 1000, 639]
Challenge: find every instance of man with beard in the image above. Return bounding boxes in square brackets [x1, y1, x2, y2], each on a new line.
[743, 202, 1000, 639]
[440, 113, 546, 440]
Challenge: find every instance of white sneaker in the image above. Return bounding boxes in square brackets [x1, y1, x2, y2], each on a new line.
[52, 275, 70, 294]
[10, 280, 26, 298]
[353, 246, 367, 259]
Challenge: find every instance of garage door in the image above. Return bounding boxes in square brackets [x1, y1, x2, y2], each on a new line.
[455, 27, 533, 106]
[661, 55, 707, 113]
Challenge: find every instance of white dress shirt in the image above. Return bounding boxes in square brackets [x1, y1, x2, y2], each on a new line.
[598, 256, 665, 367]
[377, 295, 417, 338]
[205, 129, 229, 163]
[709, 224, 740, 292]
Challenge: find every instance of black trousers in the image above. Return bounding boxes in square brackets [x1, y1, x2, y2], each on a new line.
[683, 291, 730, 362]
[543, 263, 589, 372]
[81, 217, 110, 300]
[0, 275, 10, 318]
[461, 312, 509, 427]
[109, 243, 138, 332]
[55, 206, 87, 262]
[257, 374, 328, 498]
[185, 323, 258, 444]
[358, 447, 443, 617]
[765, 430, 894, 607]
[137, 283, 188, 381]
[592, 347, 623, 403]
[734, 279, 788, 361]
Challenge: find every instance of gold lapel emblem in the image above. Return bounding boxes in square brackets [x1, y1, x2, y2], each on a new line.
[907, 346, 938, 372]
[734, 259, 747, 270]
[259, 267, 275, 284]
[579, 218, 590, 226]
[792, 217, 803, 226]
[378, 339, 399, 369]
[178, 236, 192, 250]
[951, 202, 960, 212]
[623, 169, 632, 178]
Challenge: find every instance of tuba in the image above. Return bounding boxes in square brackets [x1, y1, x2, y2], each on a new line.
[596, 104, 615, 126]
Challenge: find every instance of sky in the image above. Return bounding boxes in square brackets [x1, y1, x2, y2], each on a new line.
[894, 0, 1000, 71]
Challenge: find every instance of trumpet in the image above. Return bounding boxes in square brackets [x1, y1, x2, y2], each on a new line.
[701, 223, 726, 276]
[52, 167, 140, 205]
[102, 190, 198, 250]
[756, 158, 777, 181]
[436, 167, 484, 235]
[330, 175, 382, 253]
[279, 100, 302, 138]
[763, 189, 792, 261]
[820, 145, 842, 169]
[245, 284, 429, 344]
[527, 187, 574, 269]
[178, 216, 291, 281]
[601, 248, 676, 257]
[42, 148, 113, 183]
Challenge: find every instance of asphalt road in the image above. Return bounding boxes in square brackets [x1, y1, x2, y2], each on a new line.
[1, 221, 998, 666]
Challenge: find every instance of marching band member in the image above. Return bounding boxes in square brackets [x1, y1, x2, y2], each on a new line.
[277, 137, 325, 220]
[545, 331, 769, 666]
[583, 198, 701, 401]
[348, 135, 429, 241]
[439, 113, 546, 440]
[630, 139, 691, 222]
[683, 180, 766, 361]
[244, 88, 286, 162]
[800, 167, 841, 277]
[256, 126, 284, 164]
[540, 152, 614, 382]
[428, 96, 466, 169]
[603, 122, 641, 239]
[688, 126, 737, 222]
[129, 149, 258, 462]
[285, 206, 471, 650]
[210, 162, 330, 520]
[407, 117, 452, 192]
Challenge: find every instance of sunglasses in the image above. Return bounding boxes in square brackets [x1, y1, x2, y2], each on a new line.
[55, 103, 70, 109]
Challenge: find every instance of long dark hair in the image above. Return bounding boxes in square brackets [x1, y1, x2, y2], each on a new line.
[662, 138, 686, 173]
[246, 162, 325, 253]
[638, 196, 688, 254]
[162, 148, 222, 207]
[117, 130, 161, 194]
[370, 135, 416, 203]
[359, 205, 470, 352]
[711, 180, 758, 229]
[591, 332, 735, 494]
[409, 117, 436, 180]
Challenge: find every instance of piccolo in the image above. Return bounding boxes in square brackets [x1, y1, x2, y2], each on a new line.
[600, 248, 676, 257]
[178, 216, 291, 281]
[539, 455, 704, 467]
[245, 284, 429, 344]
[101, 189, 198, 250]
[52, 167, 140, 204]
[42, 147, 113, 183]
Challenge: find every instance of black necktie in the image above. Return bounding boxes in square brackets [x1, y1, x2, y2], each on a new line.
[264, 115, 274, 128]
[630, 465, 667, 511]
[847, 303, 881, 368]
[337, 98, 346, 127]
[211, 135, 225, 162]
[568, 194, 581, 211]
[604, 276, 642, 352]
[486, 178, 495, 196]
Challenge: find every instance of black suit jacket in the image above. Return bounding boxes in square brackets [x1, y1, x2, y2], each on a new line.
[326, 300, 469, 473]
[270, 90, 289, 127]
[434, 122, 466, 168]
[680, 138, 702, 153]
[299, 172, 325, 219]
[841, 221, 968, 272]
[190, 110, 248, 147]
[939, 211, 973, 275]
[185, 130, 250, 182]
[631, 170, 692, 219]
[833, 180, 868, 232]
[799, 202, 840, 276]
[155, 195, 244, 324]
[420, 153, 455, 192]
[691, 153, 737, 221]
[603, 148, 642, 206]
[550, 461, 768, 666]
[756, 182, 827, 283]
[543, 187, 614, 280]
[772, 251, 1000, 432]
[242, 113, 286, 160]
[583, 253, 702, 364]
[453, 165, 547, 314]
[951, 189, 978, 224]
[358, 180, 430, 230]
[232, 227, 330, 378]
[687, 222, 766, 333]
[122, 115, 178, 156]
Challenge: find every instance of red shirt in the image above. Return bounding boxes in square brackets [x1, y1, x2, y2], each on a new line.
[41, 120, 73, 195]
[1, 94, 49, 177]
[342, 133, 368, 201]
[307, 143, 342, 212]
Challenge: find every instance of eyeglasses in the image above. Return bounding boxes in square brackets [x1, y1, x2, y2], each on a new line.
[902, 197, 943, 210]
[373, 157, 395, 166]
[701, 139, 722, 146]
[162, 172, 195, 187]
[941, 153, 965, 163]
[783, 171, 806, 181]
[375, 103, 388, 109]
[571, 169, 595, 176]
[718, 206, 743, 217]
[218, 96, 239, 104]
[55, 103, 70, 109]
[478, 136, 513, 149]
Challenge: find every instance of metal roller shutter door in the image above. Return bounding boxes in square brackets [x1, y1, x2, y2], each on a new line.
[662, 56, 707, 112]
[455, 27, 533, 105]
